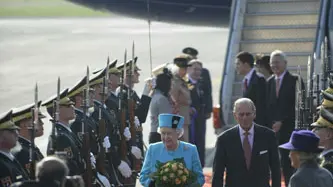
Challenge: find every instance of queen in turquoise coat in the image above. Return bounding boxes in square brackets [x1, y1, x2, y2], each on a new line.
[139, 113, 205, 187]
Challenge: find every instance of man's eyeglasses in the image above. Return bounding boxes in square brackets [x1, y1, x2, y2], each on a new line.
[236, 112, 254, 117]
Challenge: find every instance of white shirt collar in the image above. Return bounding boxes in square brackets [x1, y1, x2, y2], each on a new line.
[321, 149, 333, 157]
[188, 75, 197, 84]
[0, 150, 15, 161]
[19, 136, 31, 143]
[275, 70, 287, 80]
[58, 122, 72, 132]
[238, 123, 255, 149]
[243, 68, 255, 85]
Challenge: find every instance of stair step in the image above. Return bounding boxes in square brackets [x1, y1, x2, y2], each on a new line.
[248, 0, 318, 2]
[247, 1, 320, 13]
[240, 38, 314, 53]
[242, 26, 316, 40]
[244, 13, 318, 26]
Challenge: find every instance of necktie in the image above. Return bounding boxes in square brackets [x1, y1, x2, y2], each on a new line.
[243, 131, 251, 170]
[243, 79, 248, 92]
[276, 78, 280, 97]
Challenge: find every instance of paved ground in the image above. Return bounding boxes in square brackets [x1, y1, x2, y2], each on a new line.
[0, 17, 228, 174]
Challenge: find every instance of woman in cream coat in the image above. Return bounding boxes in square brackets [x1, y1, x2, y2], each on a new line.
[169, 55, 192, 142]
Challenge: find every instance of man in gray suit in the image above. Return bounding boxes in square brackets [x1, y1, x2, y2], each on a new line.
[279, 130, 333, 187]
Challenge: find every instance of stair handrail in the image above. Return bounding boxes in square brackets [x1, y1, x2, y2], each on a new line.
[219, 0, 245, 126]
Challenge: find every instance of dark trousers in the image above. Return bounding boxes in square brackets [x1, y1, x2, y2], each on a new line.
[280, 148, 295, 186]
[189, 115, 206, 167]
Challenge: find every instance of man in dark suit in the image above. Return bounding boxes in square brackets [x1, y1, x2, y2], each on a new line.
[266, 49, 302, 185]
[212, 98, 281, 187]
[182, 47, 213, 120]
[235, 51, 266, 126]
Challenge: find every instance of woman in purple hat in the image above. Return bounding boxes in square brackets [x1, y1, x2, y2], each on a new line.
[279, 130, 333, 187]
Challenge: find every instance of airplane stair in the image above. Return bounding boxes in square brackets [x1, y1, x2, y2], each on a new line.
[221, 0, 321, 125]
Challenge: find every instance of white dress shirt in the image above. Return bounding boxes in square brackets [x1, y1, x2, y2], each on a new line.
[239, 124, 255, 150]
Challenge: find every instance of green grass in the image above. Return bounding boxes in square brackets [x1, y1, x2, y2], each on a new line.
[0, 0, 111, 17]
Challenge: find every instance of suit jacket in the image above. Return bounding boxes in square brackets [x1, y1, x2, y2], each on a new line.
[212, 124, 281, 187]
[243, 70, 267, 126]
[266, 71, 302, 144]
[201, 68, 213, 115]
[149, 90, 173, 132]
[288, 161, 333, 187]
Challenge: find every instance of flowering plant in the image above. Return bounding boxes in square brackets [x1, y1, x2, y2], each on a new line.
[149, 158, 199, 187]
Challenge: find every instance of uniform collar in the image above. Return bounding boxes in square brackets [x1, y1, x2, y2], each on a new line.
[0, 150, 15, 161]
[321, 149, 333, 157]
[58, 122, 72, 132]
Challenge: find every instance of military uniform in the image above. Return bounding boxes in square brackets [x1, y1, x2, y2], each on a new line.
[321, 150, 333, 175]
[11, 101, 46, 177]
[117, 58, 152, 154]
[0, 110, 29, 187]
[12, 137, 44, 176]
[42, 89, 85, 176]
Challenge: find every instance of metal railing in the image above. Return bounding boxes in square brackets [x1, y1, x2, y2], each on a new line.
[219, 0, 245, 125]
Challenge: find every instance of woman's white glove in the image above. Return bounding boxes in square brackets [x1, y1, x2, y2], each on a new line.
[134, 116, 140, 128]
[102, 136, 111, 149]
[131, 146, 142, 159]
[90, 152, 96, 168]
[123, 127, 131, 141]
[97, 172, 111, 187]
[118, 161, 132, 178]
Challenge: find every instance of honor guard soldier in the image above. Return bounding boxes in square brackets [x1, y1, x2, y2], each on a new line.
[67, 75, 100, 155]
[101, 60, 133, 179]
[66, 73, 112, 187]
[42, 88, 85, 176]
[116, 57, 152, 157]
[11, 101, 46, 177]
[90, 63, 131, 185]
[0, 110, 29, 187]
[312, 104, 333, 174]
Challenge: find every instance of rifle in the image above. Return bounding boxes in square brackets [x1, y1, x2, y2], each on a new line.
[29, 83, 38, 179]
[49, 77, 61, 155]
[82, 67, 93, 187]
[96, 58, 110, 179]
[128, 42, 142, 172]
[119, 50, 136, 185]
[295, 65, 306, 130]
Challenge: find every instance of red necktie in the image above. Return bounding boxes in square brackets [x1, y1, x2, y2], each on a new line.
[243, 131, 251, 170]
[276, 78, 280, 97]
[244, 79, 248, 91]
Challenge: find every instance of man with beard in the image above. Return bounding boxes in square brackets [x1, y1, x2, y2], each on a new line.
[0, 110, 29, 187]
[11, 101, 46, 177]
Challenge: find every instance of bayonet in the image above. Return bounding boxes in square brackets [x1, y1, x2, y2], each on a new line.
[29, 83, 38, 179]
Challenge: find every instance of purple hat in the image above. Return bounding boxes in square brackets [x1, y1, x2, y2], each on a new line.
[279, 130, 324, 153]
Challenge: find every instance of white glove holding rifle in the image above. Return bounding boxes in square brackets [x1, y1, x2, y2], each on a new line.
[118, 161, 132, 178]
[123, 127, 131, 141]
[102, 136, 111, 149]
[131, 146, 142, 159]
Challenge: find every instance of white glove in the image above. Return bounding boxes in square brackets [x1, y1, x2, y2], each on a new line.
[123, 127, 131, 141]
[151, 77, 156, 89]
[90, 152, 96, 168]
[97, 172, 111, 187]
[134, 116, 140, 128]
[131, 146, 142, 159]
[103, 136, 111, 149]
[118, 160, 132, 178]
